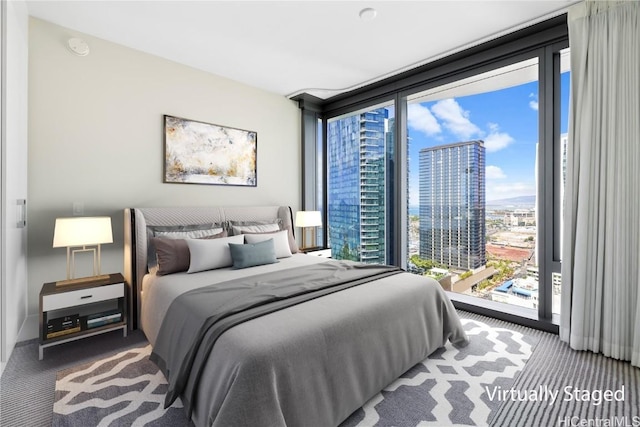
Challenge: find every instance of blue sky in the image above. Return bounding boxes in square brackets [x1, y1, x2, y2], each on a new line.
[405, 72, 570, 205]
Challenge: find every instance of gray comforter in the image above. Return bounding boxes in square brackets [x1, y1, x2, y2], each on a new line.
[143, 256, 468, 427]
[150, 261, 403, 414]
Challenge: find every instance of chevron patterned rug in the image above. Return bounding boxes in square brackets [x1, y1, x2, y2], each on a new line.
[52, 317, 537, 427]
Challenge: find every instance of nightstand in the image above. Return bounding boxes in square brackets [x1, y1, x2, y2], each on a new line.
[39, 273, 127, 360]
[301, 248, 332, 258]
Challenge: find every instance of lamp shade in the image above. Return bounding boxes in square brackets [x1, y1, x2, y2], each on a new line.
[295, 211, 322, 228]
[53, 217, 113, 248]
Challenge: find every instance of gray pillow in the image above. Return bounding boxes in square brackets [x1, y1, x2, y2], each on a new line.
[228, 239, 278, 269]
[146, 223, 224, 270]
[228, 219, 298, 254]
[153, 238, 190, 276]
[230, 222, 281, 236]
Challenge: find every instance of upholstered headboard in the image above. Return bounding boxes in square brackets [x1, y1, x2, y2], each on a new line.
[123, 205, 295, 329]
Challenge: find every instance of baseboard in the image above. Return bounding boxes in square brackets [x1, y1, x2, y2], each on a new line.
[17, 313, 38, 342]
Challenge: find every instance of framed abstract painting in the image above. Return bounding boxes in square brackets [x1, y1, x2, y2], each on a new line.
[163, 115, 257, 186]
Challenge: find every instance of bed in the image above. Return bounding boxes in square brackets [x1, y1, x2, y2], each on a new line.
[124, 205, 468, 427]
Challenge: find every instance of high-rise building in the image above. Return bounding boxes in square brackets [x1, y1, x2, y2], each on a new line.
[327, 108, 389, 264]
[419, 140, 486, 270]
[385, 117, 397, 264]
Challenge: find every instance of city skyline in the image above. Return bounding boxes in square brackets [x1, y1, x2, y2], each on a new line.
[324, 71, 569, 271]
[323, 66, 569, 313]
[407, 72, 570, 206]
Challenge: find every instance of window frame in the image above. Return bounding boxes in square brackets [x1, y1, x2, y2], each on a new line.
[294, 15, 569, 333]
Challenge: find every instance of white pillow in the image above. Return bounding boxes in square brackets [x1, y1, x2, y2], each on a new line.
[244, 230, 293, 258]
[186, 234, 245, 273]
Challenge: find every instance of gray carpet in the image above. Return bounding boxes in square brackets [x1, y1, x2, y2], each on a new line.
[0, 329, 147, 427]
[52, 344, 191, 427]
[2, 312, 639, 427]
[489, 331, 640, 427]
[340, 315, 539, 426]
[49, 315, 537, 426]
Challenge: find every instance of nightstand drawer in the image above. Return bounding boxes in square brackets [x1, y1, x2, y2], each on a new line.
[42, 283, 124, 311]
[304, 248, 332, 258]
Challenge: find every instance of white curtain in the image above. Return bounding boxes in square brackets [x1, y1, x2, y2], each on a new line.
[561, 0, 640, 367]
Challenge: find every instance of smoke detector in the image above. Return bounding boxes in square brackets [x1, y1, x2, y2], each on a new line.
[67, 38, 90, 56]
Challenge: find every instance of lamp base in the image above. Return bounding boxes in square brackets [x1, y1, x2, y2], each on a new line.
[56, 274, 111, 287]
[300, 246, 322, 253]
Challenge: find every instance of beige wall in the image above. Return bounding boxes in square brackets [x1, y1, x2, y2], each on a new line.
[25, 18, 300, 338]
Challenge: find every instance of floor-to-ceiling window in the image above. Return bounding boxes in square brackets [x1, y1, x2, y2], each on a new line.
[300, 16, 569, 329]
[406, 58, 540, 311]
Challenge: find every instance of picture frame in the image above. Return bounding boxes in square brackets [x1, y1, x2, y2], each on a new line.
[163, 115, 257, 186]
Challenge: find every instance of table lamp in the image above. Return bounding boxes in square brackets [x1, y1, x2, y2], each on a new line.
[53, 216, 113, 285]
[295, 211, 322, 250]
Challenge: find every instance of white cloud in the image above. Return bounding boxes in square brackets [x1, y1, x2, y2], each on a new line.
[529, 93, 538, 111]
[431, 98, 481, 140]
[483, 122, 514, 152]
[407, 103, 441, 136]
[486, 165, 506, 180]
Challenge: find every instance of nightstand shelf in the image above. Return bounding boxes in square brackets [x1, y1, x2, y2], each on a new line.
[39, 273, 127, 360]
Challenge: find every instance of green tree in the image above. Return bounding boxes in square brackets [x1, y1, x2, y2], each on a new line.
[460, 270, 472, 280]
[477, 279, 491, 291]
[409, 255, 446, 271]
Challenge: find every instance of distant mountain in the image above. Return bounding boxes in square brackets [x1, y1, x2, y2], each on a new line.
[486, 195, 536, 208]
[408, 195, 536, 214]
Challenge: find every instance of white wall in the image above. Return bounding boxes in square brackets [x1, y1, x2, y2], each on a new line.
[1, 0, 29, 373]
[24, 18, 300, 339]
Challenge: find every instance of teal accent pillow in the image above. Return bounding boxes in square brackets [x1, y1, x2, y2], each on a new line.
[228, 239, 278, 269]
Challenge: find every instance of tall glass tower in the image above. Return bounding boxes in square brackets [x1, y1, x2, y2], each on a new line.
[327, 108, 389, 264]
[419, 140, 486, 270]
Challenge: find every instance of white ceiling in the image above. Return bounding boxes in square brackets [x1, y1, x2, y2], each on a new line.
[26, 0, 580, 100]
